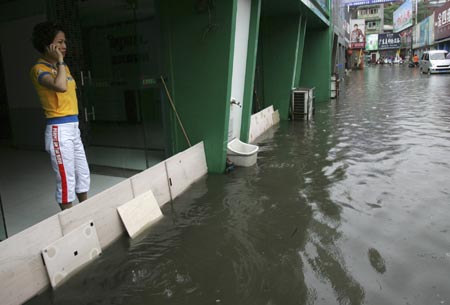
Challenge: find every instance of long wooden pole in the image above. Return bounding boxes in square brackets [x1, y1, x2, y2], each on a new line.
[160, 76, 192, 147]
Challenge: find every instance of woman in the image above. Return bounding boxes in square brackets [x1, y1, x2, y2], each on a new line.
[30, 21, 90, 210]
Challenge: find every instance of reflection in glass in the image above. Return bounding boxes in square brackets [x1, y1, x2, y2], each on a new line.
[0, 193, 7, 240]
[78, 0, 166, 172]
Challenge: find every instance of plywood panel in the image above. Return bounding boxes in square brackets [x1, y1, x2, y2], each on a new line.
[263, 106, 274, 130]
[0, 215, 62, 305]
[249, 115, 257, 143]
[42, 221, 101, 288]
[165, 142, 207, 199]
[251, 114, 260, 140]
[58, 179, 134, 248]
[255, 113, 264, 139]
[130, 162, 171, 207]
[250, 106, 278, 143]
[272, 110, 280, 125]
[117, 190, 163, 239]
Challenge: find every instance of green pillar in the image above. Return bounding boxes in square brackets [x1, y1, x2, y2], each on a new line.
[159, 0, 237, 173]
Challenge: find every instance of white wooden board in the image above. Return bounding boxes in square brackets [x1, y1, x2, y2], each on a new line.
[58, 179, 134, 248]
[117, 190, 163, 239]
[165, 142, 208, 199]
[249, 115, 257, 143]
[42, 220, 101, 288]
[249, 106, 278, 143]
[131, 162, 171, 207]
[263, 106, 274, 130]
[272, 110, 280, 124]
[0, 215, 62, 305]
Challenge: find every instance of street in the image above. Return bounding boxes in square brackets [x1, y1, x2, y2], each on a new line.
[27, 65, 450, 305]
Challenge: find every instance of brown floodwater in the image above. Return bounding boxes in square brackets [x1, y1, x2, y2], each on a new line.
[27, 65, 450, 305]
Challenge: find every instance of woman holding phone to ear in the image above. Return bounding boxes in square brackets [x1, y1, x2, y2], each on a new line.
[30, 21, 90, 210]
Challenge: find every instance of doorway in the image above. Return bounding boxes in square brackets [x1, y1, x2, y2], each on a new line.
[77, 0, 167, 173]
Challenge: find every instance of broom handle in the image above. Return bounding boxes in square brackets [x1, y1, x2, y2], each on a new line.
[160, 76, 192, 147]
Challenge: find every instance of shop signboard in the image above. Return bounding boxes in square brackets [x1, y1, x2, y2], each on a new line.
[350, 19, 366, 49]
[412, 24, 420, 49]
[378, 33, 401, 50]
[343, 0, 396, 6]
[417, 18, 430, 47]
[394, 0, 413, 33]
[429, 13, 435, 45]
[434, 1, 450, 41]
[399, 28, 412, 48]
[366, 34, 378, 51]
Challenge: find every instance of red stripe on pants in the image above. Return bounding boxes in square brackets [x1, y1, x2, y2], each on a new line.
[52, 126, 68, 203]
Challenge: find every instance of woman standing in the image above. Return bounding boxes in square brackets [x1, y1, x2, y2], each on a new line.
[30, 21, 90, 210]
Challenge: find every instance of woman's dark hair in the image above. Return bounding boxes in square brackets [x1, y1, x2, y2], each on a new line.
[31, 21, 64, 53]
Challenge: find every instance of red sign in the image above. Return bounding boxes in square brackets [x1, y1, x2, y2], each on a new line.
[350, 42, 365, 49]
[434, 1, 450, 41]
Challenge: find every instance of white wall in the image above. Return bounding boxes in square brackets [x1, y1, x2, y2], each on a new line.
[228, 0, 251, 141]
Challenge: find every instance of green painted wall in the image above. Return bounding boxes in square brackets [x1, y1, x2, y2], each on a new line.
[260, 15, 302, 120]
[240, 0, 261, 142]
[300, 27, 332, 103]
[159, 0, 237, 173]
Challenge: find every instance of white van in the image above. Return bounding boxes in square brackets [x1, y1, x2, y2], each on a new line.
[419, 50, 450, 74]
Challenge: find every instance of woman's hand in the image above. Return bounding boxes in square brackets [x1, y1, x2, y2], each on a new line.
[46, 44, 63, 63]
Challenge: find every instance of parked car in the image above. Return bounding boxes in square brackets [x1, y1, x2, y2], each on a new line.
[419, 50, 450, 74]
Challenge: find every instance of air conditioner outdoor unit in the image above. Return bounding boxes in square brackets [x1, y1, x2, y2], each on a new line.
[291, 87, 314, 121]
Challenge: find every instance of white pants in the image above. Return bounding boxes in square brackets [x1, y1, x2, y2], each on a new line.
[45, 122, 90, 204]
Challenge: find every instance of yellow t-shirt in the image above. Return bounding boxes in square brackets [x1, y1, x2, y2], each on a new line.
[30, 59, 78, 118]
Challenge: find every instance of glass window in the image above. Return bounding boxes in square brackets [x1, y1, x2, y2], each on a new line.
[0, 194, 6, 240]
[0, 0, 168, 237]
[430, 52, 447, 60]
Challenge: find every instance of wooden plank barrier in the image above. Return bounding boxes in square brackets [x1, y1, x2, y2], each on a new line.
[165, 142, 208, 200]
[0, 216, 62, 305]
[249, 105, 278, 143]
[0, 142, 208, 305]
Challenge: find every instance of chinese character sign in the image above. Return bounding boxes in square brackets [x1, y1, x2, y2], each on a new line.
[343, 0, 397, 6]
[350, 19, 366, 49]
[394, 0, 413, 33]
[434, 1, 450, 41]
[378, 33, 401, 50]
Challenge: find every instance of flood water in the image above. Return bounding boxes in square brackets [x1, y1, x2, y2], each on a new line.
[27, 66, 450, 305]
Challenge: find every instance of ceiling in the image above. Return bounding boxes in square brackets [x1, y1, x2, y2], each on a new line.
[262, 0, 330, 29]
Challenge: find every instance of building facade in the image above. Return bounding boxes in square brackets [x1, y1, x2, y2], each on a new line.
[0, 0, 333, 176]
[357, 4, 384, 35]
[331, 0, 350, 77]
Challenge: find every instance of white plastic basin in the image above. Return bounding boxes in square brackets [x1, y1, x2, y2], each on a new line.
[227, 138, 259, 167]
